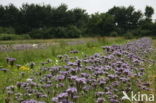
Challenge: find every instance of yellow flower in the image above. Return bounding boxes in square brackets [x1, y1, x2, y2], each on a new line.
[19, 66, 30, 71]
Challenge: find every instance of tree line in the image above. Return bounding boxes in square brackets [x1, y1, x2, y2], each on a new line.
[0, 3, 155, 39]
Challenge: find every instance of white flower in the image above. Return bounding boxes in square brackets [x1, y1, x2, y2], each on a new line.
[26, 78, 33, 82]
[32, 44, 38, 48]
[55, 59, 58, 65]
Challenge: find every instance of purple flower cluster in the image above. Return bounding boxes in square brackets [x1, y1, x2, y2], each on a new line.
[5, 38, 153, 103]
[6, 57, 16, 66]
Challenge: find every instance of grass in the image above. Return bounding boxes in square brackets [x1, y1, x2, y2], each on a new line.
[1, 37, 156, 103]
[0, 37, 128, 102]
[0, 37, 126, 66]
[0, 37, 99, 45]
[143, 39, 156, 103]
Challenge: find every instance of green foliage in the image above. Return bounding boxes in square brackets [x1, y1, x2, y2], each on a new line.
[0, 4, 19, 27]
[145, 6, 154, 19]
[108, 6, 143, 33]
[30, 26, 82, 38]
[0, 27, 15, 34]
[65, 25, 82, 38]
[87, 13, 115, 36]
[110, 31, 118, 37]
[0, 34, 31, 40]
[0, 4, 155, 38]
[124, 32, 134, 39]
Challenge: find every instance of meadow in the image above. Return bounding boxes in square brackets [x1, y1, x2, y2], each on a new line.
[0, 37, 156, 103]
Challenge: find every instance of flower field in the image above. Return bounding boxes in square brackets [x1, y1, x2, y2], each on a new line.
[0, 37, 156, 103]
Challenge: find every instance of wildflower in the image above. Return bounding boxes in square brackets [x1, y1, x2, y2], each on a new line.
[21, 99, 45, 103]
[32, 44, 38, 47]
[66, 87, 77, 94]
[26, 78, 33, 82]
[96, 92, 105, 97]
[16, 82, 22, 88]
[47, 59, 52, 63]
[70, 50, 79, 54]
[58, 92, 68, 99]
[110, 98, 119, 103]
[6, 85, 16, 91]
[16, 64, 21, 69]
[56, 83, 65, 88]
[82, 86, 91, 92]
[29, 62, 35, 69]
[19, 66, 30, 71]
[75, 77, 87, 84]
[52, 97, 58, 103]
[55, 59, 59, 65]
[96, 98, 105, 103]
[6, 57, 16, 66]
[0, 68, 8, 73]
[56, 75, 65, 81]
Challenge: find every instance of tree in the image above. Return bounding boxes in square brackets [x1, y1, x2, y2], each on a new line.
[49, 4, 69, 27]
[0, 4, 19, 27]
[145, 6, 154, 19]
[87, 13, 115, 36]
[108, 6, 142, 33]
[68, 8, 89, 28]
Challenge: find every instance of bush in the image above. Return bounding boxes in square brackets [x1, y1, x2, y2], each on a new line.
[0, 34, 31, 40]
[29, 27, 66, 38]
[140, 29, 151, 36]
[29, 28, 47, 39]
[0, 27, 15, 34]
[131, 29, 151, 37]
[65, 25, 82, 38]
[124, 32, 134, 39]
[29, 26, 82, 39]
[110, 31, 118, 37]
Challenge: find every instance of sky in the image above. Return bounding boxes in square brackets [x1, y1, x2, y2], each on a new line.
[0, 0, 156, 19]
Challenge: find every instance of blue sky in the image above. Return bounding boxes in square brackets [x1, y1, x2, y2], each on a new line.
[0, 0, 156, 19]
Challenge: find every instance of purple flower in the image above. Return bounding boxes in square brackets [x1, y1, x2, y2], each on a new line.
[0, 68, 8, 72]
[6, 57, 16, 66]
[52, 97, 58, 103]
[21, 99, 45, 103]
[56, 75, 65, 81]
[66, 87, 77, 94]
[96, 92, 105, 97]
[70, 50, 79, 54]
[110, 98, 119, 103]
[75, 77, 87, 84]
[81, 73, 90, 78]
[58, 92, 68, 99]
[82, 86, 91, 92]
[108, 74, 117, 80]
[96, 98, 105, 103]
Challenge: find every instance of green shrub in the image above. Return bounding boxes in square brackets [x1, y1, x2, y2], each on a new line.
[0, 34, 31, 40]
[0, 27, 15, 34]
[131, 29, 151, 37]
[65, 25, 82, 38]
[140, 29, 151, 36]
[124, 32, 134, 39]
[29, 26, 82, 39]
[29, 28, 46, 39]
[110, 31, 118, 37]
